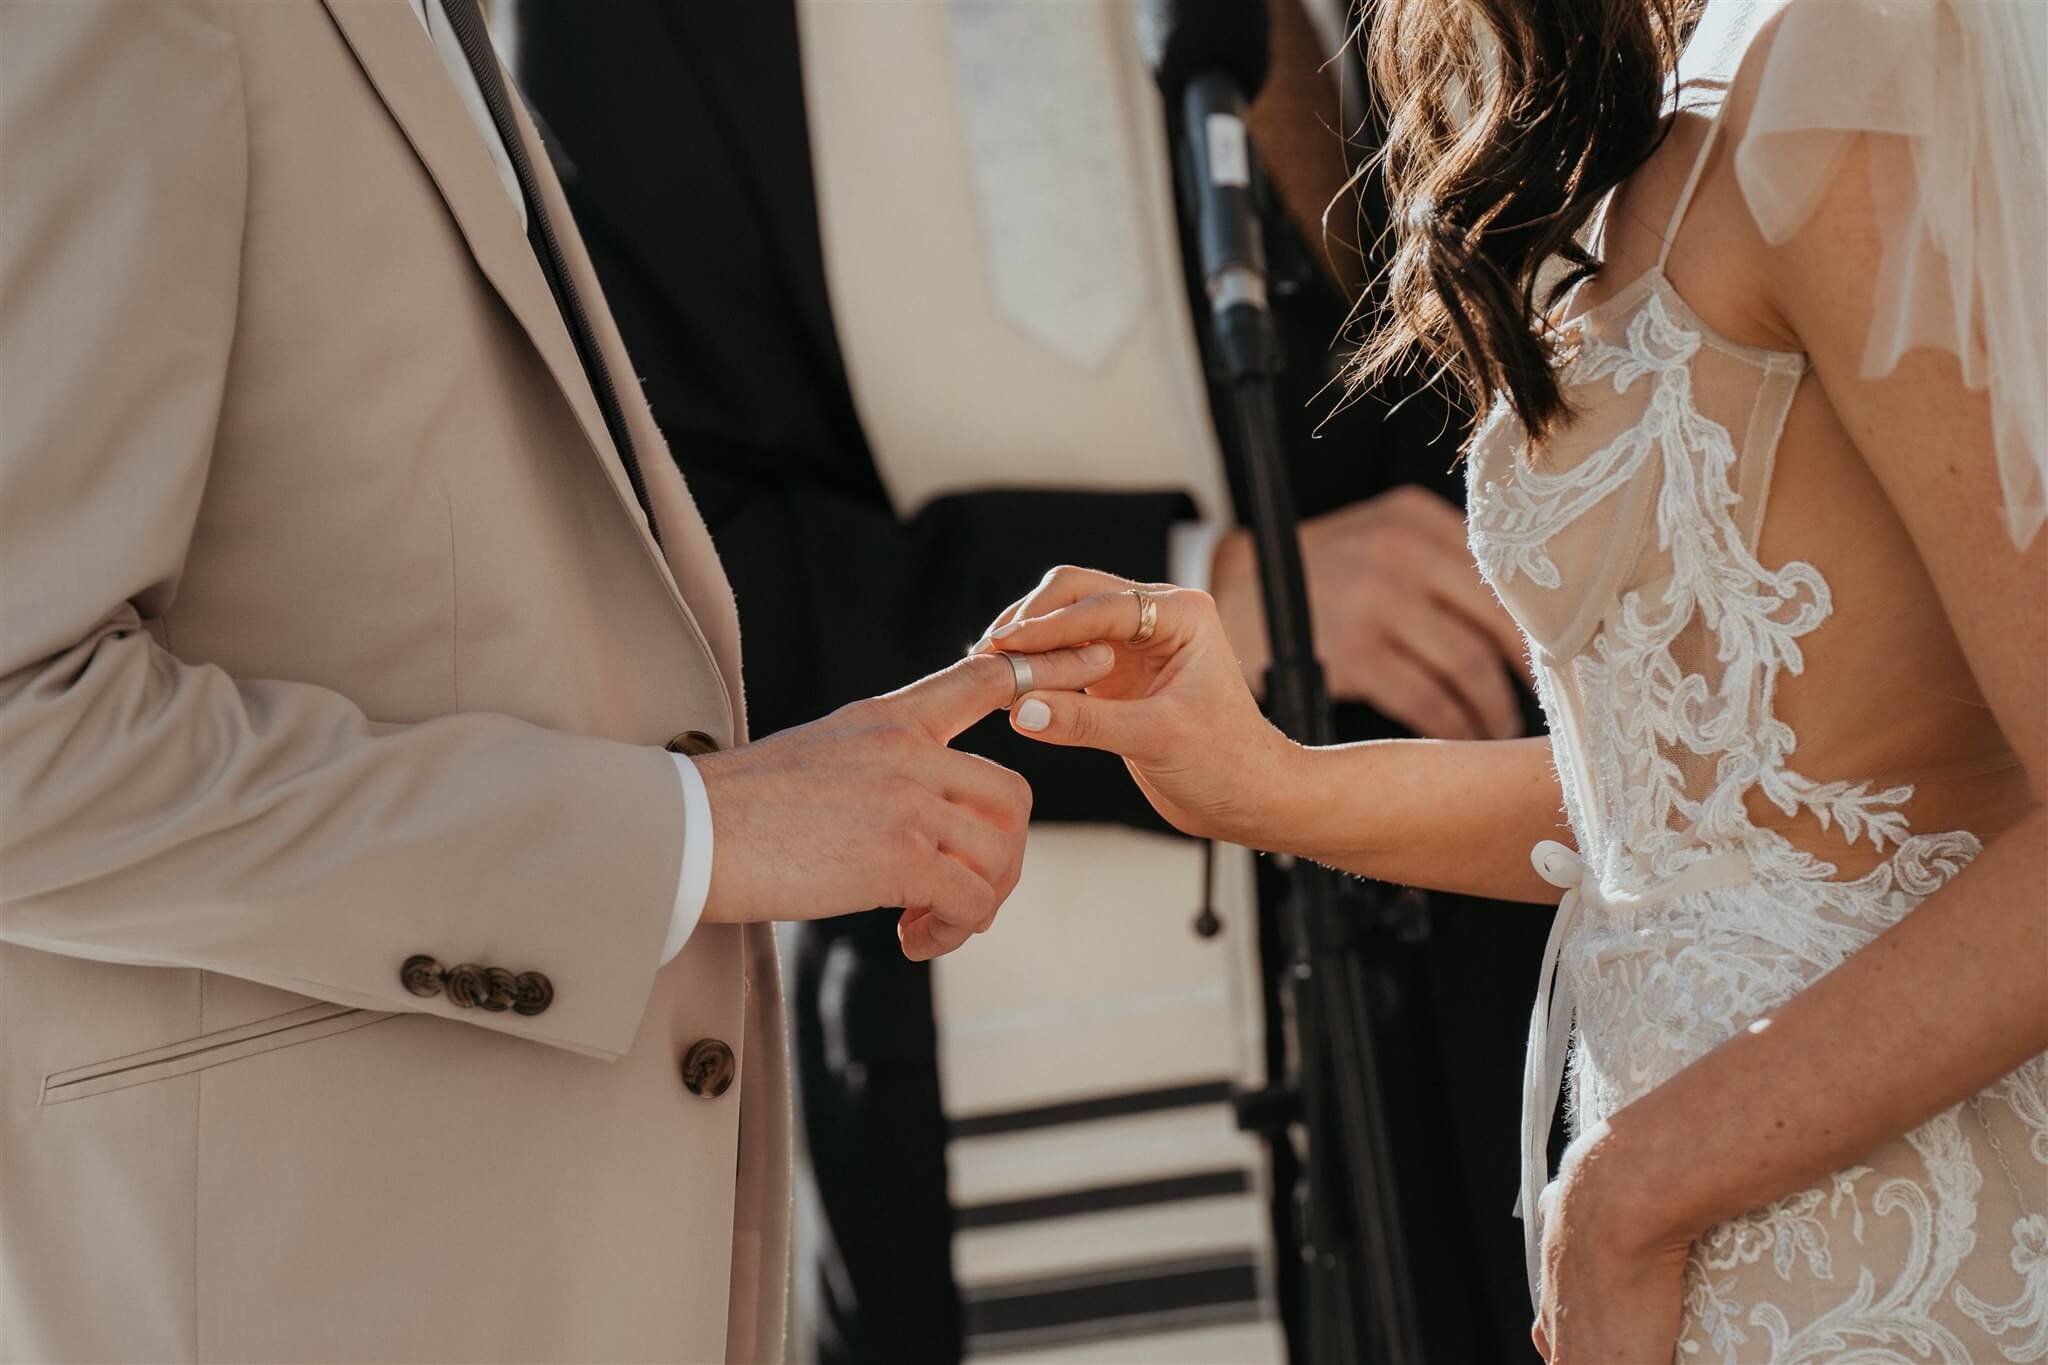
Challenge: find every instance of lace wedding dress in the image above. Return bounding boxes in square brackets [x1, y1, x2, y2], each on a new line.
[1464, 3, 2048, 1360]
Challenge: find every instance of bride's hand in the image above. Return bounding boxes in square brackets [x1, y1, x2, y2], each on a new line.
[972, 566, 1304, 847]
[1531, 1122, 1693, 1364]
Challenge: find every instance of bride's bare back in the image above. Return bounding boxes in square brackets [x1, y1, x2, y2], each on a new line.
[1577, 105, 2029, 881]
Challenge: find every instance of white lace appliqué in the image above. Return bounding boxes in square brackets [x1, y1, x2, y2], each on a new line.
[1467, 284, 2046, 1362]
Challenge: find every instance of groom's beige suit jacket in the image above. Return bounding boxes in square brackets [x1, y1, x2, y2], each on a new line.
[0, 3, 787, 1361]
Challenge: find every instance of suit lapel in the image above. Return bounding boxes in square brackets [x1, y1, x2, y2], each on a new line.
[317, 1, 680, 591]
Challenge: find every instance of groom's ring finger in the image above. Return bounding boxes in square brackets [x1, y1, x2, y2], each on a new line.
[983, 644, 1116, 701]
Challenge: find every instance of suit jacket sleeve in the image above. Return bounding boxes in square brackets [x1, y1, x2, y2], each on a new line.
[0, 1, 681, 1061]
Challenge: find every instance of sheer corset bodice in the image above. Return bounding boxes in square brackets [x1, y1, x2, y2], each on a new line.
[1468, 126, 2023, 911]
[1467, 104, 2045, 1359]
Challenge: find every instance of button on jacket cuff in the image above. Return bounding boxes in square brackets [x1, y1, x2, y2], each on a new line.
[662, 752, 714, 964]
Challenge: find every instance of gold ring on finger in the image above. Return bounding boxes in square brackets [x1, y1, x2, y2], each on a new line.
[1127, 588, 1159, 646]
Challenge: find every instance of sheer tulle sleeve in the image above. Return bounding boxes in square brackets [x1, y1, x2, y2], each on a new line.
[1697, 0, 2047, 548]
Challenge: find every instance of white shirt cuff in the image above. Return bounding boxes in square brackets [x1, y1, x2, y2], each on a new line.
[661, 752, 715, 965]
[1168, 520, 1228, 594]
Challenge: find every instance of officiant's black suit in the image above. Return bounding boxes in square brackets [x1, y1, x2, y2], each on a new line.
[514, 6, 1547, 1363]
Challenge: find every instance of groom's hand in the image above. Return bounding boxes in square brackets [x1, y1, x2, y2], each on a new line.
[691, 647, 1114, 959]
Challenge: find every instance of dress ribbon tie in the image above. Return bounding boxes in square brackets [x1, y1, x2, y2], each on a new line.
[1515, 840, 1752, 1304]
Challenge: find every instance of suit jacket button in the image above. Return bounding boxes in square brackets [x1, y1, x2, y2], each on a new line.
[400, 955, 445, 998]
[444, 963, 489, 1009]
[680, 1038, 736, 1098]
[664, 730, 721, 756]
[511, 971, 554, 1016]
[478, 966, 519, 1012]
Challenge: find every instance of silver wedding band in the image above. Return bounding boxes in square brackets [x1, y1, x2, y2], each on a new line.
[1005, 652, 1034, 709]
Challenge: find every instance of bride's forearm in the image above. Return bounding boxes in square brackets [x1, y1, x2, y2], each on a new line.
[1264, 734, 1570, 904]
[1588, 804, 2048, 1253]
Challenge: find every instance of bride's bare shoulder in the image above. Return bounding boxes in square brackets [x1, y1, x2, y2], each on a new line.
[1598, 3, 1882, 356]
[1705, 2, 1933, 348]
[1592, 95, 1785, 353]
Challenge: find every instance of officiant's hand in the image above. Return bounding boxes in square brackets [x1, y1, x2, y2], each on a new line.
[692, 649, 1114, 960]
[1210, 487, 1532, 740]
[972, 567, 1305, 849]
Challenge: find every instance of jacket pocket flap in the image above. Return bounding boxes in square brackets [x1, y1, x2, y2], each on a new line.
[40, 1003, 395, 1105]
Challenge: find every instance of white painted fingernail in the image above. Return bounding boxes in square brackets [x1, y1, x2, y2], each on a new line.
[991, 622, 1022, 640]
[1081, 643, 1114, 666]
[1015, 698, 1051, 731]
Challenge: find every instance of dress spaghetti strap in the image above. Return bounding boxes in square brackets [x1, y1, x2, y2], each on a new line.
[1659, 106, 1725, 269]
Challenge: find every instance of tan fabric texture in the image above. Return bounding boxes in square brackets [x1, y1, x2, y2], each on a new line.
[0, 2, 788, 1360]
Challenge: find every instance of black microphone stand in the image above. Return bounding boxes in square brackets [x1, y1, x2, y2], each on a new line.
[1173, 72, 1424, 1365]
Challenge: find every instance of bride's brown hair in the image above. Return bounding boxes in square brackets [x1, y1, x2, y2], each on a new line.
[1352, 0, 1700, 437]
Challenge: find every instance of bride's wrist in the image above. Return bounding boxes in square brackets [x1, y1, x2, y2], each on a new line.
[1261, 739, 1393, 872]
[1224, 728, 1320, 853]
[1554, 1113, 1711, 1262]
